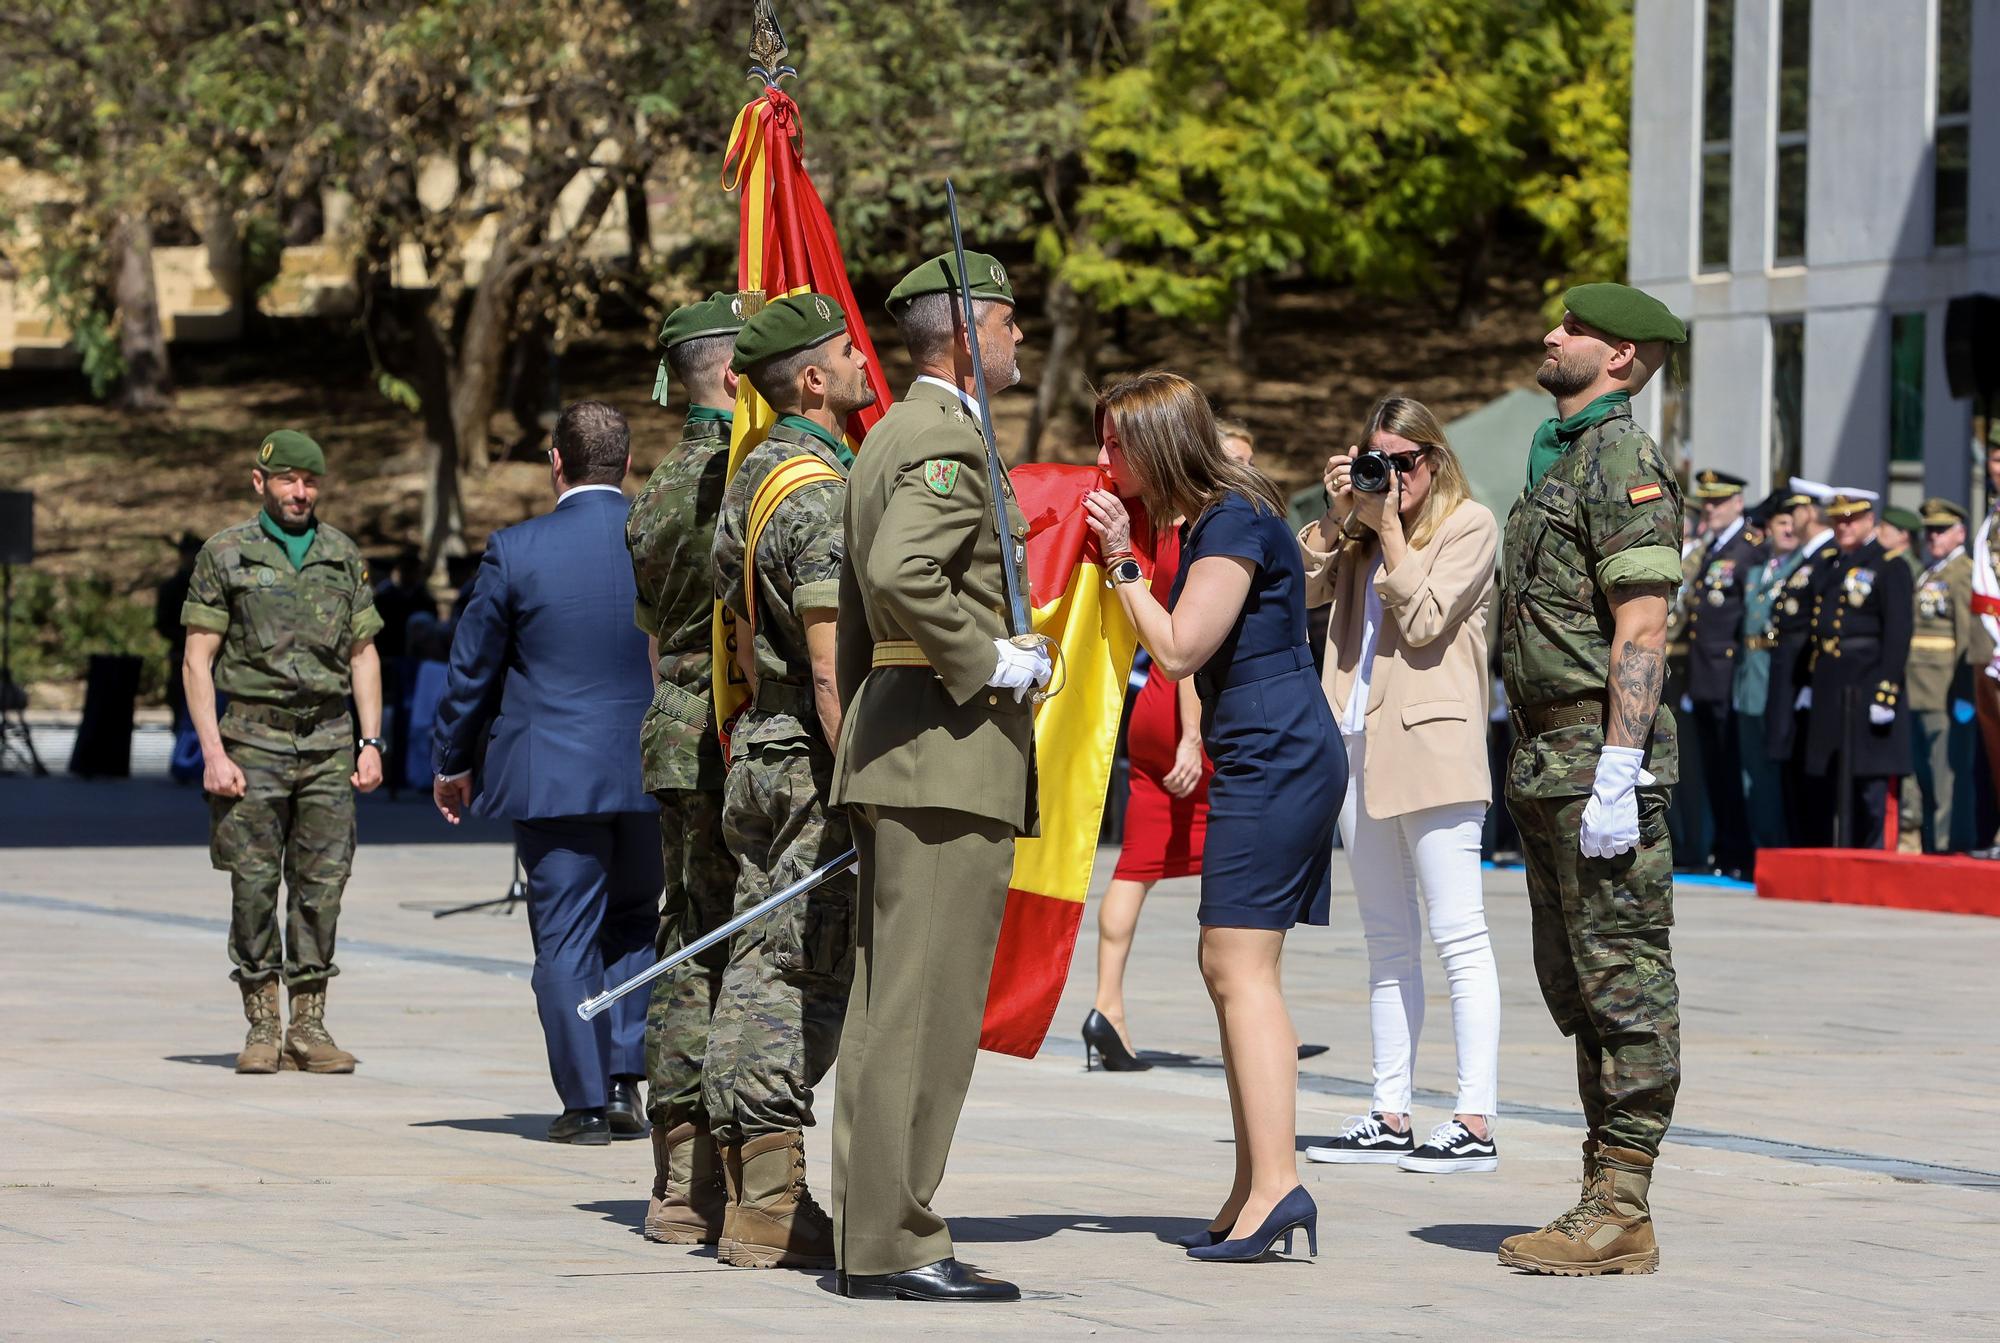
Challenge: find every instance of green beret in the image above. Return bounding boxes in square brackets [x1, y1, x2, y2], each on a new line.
[730, 292, 848, 375]
[1881, 506, 1923, 534]
[886, 250, 1014, 317]
[659, 292, 750, 351]
[1564, 282, 1688, 344]
[256, 430, 325, 476]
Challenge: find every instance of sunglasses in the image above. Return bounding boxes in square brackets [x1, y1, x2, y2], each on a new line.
[1381, 449, 1430, 473]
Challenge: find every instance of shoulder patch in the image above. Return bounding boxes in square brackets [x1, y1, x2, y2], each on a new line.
[923, 459, 960, 497]
[1627, 483, 1664, 505]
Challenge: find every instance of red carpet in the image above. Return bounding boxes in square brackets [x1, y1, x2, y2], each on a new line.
[1755, 848, 2000, 918]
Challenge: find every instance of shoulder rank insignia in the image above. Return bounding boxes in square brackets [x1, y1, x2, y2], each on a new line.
[1627, 482, 1664, 505]
[922, 459, 960, 497]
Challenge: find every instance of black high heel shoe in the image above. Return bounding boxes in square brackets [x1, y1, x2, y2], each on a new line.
[1081, 1010, 1152, 1072]
[1186, 1186, 1318, 1262]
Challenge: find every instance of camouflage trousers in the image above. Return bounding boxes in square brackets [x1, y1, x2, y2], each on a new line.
[208, 737, 355, 987]
[1508, 787, 1680, 1158]
[643, 786, 737, 1126]
[701, 737, 856, 1146]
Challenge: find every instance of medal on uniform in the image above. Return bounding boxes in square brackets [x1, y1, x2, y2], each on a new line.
[257, 567, 275, 587]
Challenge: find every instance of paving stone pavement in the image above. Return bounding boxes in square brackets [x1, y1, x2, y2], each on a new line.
[2, 782, 1997, 1338]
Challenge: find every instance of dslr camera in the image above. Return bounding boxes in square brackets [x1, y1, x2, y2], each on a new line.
[1350, 449, 1395, 494]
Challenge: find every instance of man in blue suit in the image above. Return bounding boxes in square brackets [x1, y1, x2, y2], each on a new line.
[432, 400, 662, 1145]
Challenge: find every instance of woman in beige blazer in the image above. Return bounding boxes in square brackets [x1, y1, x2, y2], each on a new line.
[1295, 395, 1503, 1177]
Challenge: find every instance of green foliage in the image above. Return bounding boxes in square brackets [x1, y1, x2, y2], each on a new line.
[4, 570, 166, 700]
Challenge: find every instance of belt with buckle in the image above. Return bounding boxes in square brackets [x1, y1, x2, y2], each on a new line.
[1745, 636, 1776, 651]
[226, 698, 348, 732]
[871, 639, 932, 670]
[1509, 693, 1605, 736]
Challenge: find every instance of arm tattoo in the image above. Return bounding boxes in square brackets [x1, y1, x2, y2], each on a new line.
[1607, 638, 1664, 748]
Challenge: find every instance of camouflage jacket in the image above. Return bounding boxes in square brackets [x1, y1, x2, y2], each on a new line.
[628, 407, 733, 792]
[711, 417, 847, 752]
[1499, 404, 1684, 797]
[182, 515, 382, 750]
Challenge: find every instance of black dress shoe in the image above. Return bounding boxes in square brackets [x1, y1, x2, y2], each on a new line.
[838, 1258, 1020, 1302]
[1080, 1010, 1151, 1072]
[605, 1079, 647, 1138]
[547, 1108, 611, 1145]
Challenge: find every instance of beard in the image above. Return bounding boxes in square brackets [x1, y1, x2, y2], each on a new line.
[831, 372, 878, 419]
[1536, 347, 1598, 399]
[983, 344, 1021, 392]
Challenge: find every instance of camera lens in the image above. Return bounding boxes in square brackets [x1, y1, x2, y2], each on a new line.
[1351, 450, 1392, 494]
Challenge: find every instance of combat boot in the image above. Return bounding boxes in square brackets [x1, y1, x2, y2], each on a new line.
[719, 1131, 835, 1269]
[646, 1120, 727, 1245]
[1498, 1145, 1659, 1276]
[234, 979, 282, 1074]
[281, 983, 357, 1074]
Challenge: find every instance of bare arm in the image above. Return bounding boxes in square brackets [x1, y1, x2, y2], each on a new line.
[349, 638, 383, 792]
[646, 633, 660, 689]
[1605, 584, 1671, 749]
[804, 610, 840, 748]
[1115, 554, 1255, 682]
[1160, 669, 1205, 798]
[183, 629, 244, 798]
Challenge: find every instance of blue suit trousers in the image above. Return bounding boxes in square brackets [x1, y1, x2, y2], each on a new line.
[514, 812, 660, 1110]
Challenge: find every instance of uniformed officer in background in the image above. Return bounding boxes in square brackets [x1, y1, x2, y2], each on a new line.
[1908, 498, 1975, 852]
[704, 293, 874, 1270]
[181, 430, 385, 1075]
[1766, 480, 1838, 843]
[1682, 469, 1765, 878]
[1795, 491, 1913, 848]
[1879, 507, 1925, 852]
[1733, 490, 1801, 849]
[627, 293, 747, 1244]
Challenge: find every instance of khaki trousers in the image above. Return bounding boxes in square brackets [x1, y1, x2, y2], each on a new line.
[831, 804, 1012, 1276]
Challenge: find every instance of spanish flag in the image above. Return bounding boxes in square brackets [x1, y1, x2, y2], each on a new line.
[979, 466, 1155, 1057]
[714, 86, 892, 731]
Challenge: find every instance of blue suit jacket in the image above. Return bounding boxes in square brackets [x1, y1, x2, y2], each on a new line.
[432, 487, 654, 820]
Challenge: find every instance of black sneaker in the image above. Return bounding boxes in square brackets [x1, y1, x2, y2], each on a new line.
[1305, 1113, 1414, 1165]
[1397, 1119, 1498, 1173]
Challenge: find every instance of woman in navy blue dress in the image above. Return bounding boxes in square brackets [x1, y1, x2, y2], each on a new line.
[1085, 372, 1345, 1263]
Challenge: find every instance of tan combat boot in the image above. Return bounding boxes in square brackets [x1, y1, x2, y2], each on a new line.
[718, 1131, 835, 1269]
[281, 983, 357, 1074]
[1498, 1145, 1659, 1276]
[645, 1120, 727, 1245]
[234, 979, 282, 1074]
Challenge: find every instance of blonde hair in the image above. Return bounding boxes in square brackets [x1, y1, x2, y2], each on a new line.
[1338, 395, 1471, 563]
[1095, 372, 1285, 529]
[1215, 418, 1257, 455]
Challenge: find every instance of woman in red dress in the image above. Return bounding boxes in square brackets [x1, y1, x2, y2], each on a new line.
[1082, 423, 1254, 1069]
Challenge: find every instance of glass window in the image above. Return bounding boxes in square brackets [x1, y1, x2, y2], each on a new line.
[1700, 0, 1735, 272]
[1771, 317, 1805, 484]
[1773, 0, 1810, 264]
[1936, 0, 1971, 248]
[1889, 313, 1926, 464]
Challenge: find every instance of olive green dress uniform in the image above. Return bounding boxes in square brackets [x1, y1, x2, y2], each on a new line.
[829, 258, 1036, 1275]
[183, 508, 382, 989]
[703, 414, 856, 1145]
[1908, 499, 1975, 852]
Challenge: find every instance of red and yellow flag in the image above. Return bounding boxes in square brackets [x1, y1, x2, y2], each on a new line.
[979, 466, 1155, 1057]
[714, 87, 892, 731]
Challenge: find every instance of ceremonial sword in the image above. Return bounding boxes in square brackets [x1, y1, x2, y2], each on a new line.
[576, 849, 857, 1021]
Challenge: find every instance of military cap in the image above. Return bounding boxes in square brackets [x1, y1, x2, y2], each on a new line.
[1881, 506, 1923, 534]
[886, 250, 1014, 317]
[1920, 497, 1969, 528]
[729, 292, 849, 375]
[659, 291, 752, 351]
[256, 430, 325, 476]
[1692, 468, 1747, 500]
[1823, 487, 1879, 520]
[1563, 282, 1688, 344]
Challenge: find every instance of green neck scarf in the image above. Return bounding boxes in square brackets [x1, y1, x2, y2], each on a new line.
[1527, 391, 1630, 490]
[777, 414, 854, 470]
[259, 509, 317, 570]
[685, 405, 733, 427]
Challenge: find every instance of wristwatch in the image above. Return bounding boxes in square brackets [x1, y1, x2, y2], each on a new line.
[1107, 557, 1144, 588]
[358, 737, 387, 753]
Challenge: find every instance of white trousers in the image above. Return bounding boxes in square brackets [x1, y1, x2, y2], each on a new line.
[1336, 733, 1500, 1118]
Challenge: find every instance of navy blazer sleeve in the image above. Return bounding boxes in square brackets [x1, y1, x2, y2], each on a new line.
[431, 541, 513, 778]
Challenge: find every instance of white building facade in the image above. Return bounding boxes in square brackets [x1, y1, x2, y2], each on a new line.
[1628, 0, 2000, 508]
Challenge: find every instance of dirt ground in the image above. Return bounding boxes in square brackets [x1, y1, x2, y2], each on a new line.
[0, 273, 1549, 703]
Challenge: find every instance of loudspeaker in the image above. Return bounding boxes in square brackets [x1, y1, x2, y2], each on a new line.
[1944, 294, 2000, 403]
[0, 490, 31, 566]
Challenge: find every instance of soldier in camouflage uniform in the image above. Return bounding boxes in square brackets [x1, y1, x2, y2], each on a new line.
[1909, 499, 1975, 852]
[702, 293, 874, 1270]
[627, 294, 749, 1245]
[180, 430, 385, 1076]
[1497, 285, 1687, 1276]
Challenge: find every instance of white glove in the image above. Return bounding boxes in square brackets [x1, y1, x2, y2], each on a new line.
[988, 638, 1053, 702]
[1579, 746, 1654, 859]
[1869, 703, 1895, 726]
[1987, 656, 2000, 684]
[1794, 686, 1813, 710]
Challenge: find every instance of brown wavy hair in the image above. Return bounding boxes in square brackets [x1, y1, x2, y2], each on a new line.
[1337, 394, 1472, 562]
[1095, 371, 1286, 527]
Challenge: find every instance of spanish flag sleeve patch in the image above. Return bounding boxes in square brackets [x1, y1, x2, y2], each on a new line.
[1628, 483, 1665, 505]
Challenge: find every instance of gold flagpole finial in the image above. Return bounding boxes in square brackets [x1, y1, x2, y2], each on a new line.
[747, 0, 796, 89]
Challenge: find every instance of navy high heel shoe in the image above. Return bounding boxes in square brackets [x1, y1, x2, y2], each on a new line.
[1173, 1225, 1226, 1250]
[1186, 1186, 1318, 1262]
